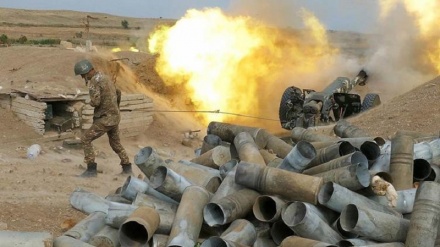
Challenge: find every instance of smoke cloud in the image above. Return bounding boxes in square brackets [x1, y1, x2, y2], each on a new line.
[227, 0, 438, 103]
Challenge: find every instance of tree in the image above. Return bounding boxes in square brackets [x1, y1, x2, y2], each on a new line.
[121, 20, 129, 29]
[0, 34, 8, 44]
[18, 35, 27, 44]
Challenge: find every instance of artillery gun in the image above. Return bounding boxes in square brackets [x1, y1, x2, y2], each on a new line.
[279, 70, 381, 130]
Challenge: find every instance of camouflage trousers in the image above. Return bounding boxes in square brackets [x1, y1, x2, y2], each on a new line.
[81, 122, 130, 165]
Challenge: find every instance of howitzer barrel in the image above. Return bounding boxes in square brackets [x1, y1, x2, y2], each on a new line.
[322, 69, 368, 94]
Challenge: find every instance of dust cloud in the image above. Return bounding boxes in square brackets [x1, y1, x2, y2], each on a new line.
[228, 0, 439, 103]
[363, 2, 438, 100]
[102, 0, 440, 131]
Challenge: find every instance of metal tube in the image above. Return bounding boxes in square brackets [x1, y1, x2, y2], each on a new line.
[88, 225, 119, 247]
[207, 121, 293, 159]
[405, 181, 440, 247]
[334, 119, 370, 138]
[171, 160, 222, 193]
[104, 201, 137, 228]
[150, 166, 193, 201]
[282, 202, 342, 244]
[313, 162, 371, 191]
[201, 134, 222, 154]
[219, 159, 238, 178]
[259, 149, 283, 168]
[318, 182, 401, 217]
[151, 234, 168, 247]
[429, 138, 440, 162]
[283, 202, 339, 225]
[414, 141, 433, 161]
[177, 159, 222, 177]
[280, 236, 338, 247]
[370, 152, 391, 174]
[250, 219, 271, 239]
[0, 231, 52, 247]
[252, 237, 277, 247]
[167, 186, 211, 247]
[133, 193, 177, 235]
[120, 175, 177, 204]
[69, 188, 109, 214]
[53, 236, 95, 247]
[278, 140, 317, 172]
[221, 219, 257, 245]
[308, 141, 356, 168]
[200, 237, 248, 247]
[261, 129, 294, 159]
[426, 163, 440, 182]
[310, 141, 339, 150]
[291, 126, 339, 143]
[270, 220, 295, 245]
[64, 211, 106, 242]
[119, 206, 160, 246]
[253, 195, 287, 223]
[368, 188, 416, 214]
[359, 141, 380, 166]
[437, 224, 440, 247]
[354, 244, 404, 247]
[207, 121, 262, 143]
[133, 192, 178, 214]
[190, 145, 231, 169]
[331, 217, 358, 239]
[210, 166, 245, 203]
[389, 134, 414, 190]
[203, 189, 260, 227]
[340, 136, 387, 148]
[302, 151, 368, 175]
[134, 146, 167, 178]
[413, 159, 432, 181]
[235, 161, 323, 205]
[120, 175, 149, 201]
[340, 204, 410, 242]
[234, 132, 266, 167]
[201, 219, 257, 246]
[337, 239, 379, 246]
[105, 193, 131, 204]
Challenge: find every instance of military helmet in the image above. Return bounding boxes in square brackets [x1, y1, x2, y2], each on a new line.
[74, 59, 93, 75]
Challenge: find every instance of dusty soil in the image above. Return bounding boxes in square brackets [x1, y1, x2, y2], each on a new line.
[0, 7, 439, 240]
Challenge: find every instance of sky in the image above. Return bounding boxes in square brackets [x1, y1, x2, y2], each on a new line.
[0, 0, 380, 32]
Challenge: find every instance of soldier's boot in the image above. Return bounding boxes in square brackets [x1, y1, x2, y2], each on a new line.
[120, 163, 133, 175]
[79, 162, 98, 178]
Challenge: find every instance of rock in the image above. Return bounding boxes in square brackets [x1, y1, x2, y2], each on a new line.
[60, 41, 73, 49]
[63, 138, 83, 150]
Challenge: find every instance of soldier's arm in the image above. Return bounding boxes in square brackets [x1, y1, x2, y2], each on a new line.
[89, 82, 101, 107]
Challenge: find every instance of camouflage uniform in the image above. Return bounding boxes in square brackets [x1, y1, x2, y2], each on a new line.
[81, 72, 130, 165]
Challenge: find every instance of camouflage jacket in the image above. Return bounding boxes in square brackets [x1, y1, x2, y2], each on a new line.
[88, 72, 121, 126]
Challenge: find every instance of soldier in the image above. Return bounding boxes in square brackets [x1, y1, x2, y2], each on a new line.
[74, 59, 132, 177]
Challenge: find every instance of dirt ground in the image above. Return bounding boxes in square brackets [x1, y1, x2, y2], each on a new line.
[0, 46, 205, 237]
[0, 7, 439, 240]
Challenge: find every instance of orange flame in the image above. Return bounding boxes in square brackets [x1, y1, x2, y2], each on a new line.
[148, 8, 336, 126]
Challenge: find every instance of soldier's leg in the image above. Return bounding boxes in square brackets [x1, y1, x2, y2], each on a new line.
[107, 124, 130, 165]
[81, 122, 107, 175]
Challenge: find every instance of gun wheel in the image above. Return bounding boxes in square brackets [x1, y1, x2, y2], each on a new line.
[362, 93, 381, 112]
[279, 86, 299, 127]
